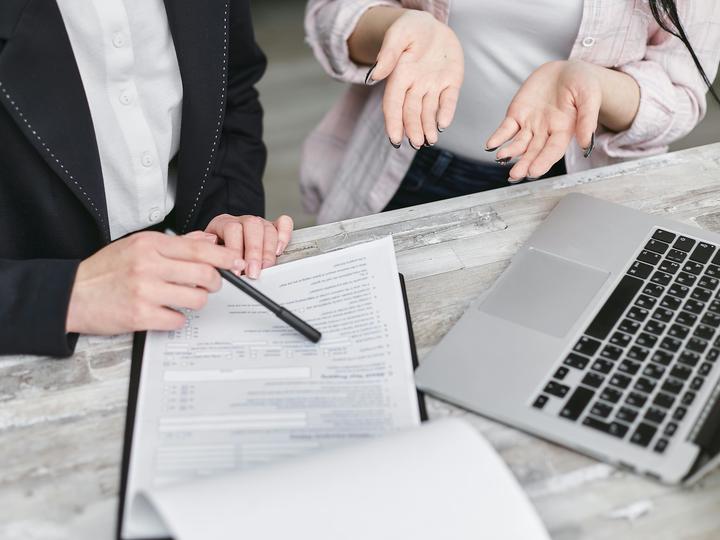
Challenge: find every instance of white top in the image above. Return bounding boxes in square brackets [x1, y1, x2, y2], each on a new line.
[56, 0, 183, 240]
[436, 0, 584, 163]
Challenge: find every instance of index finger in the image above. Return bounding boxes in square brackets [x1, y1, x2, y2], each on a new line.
[485, 117, 520, 152]
[383, 72, 410, 146]
[157, 236, 243, 272]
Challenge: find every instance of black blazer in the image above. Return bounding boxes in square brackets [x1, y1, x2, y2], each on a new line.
[0, 0, 267, 356]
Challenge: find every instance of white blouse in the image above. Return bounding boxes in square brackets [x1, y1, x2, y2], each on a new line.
[436, 0, 584, 163]
[56, 0, 183, 239]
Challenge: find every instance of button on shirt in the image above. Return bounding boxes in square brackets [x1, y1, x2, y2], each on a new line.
[56, 0, 183, 239]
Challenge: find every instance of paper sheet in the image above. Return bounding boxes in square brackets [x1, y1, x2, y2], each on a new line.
[122, 237, 422, 539]
[137, 419, 550, 540]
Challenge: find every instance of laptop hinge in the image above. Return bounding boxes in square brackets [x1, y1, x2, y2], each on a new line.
[684, 380, 720, 483]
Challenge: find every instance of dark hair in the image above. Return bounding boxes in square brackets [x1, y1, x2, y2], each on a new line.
[648, 0, 720, 104]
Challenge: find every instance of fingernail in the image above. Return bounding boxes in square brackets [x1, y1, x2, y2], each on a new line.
[276, 241, 286, 256]
[423, 137, 434, 148]
[388, 137, 401, 149]
[496, 157, 512, 165]
[507, 177, 525, 184]
[248, 260, 261, 279]
[232, 259, 245, 271]
[437, 124, 446, 133]
[408, 138, 420, 151]
[365, 61, 378, 85]
[583, 132, 596, 159]
[485, 145, 500, 152]
[527, 176, 540, 181]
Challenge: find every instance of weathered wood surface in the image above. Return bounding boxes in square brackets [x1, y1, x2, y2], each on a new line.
[2, 143, 720, 540]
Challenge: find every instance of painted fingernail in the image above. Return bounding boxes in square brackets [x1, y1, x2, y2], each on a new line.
[232, 259, 245, 271]
[583, 132, 596, 158]
[388, 137, 401, 149]
[248, 260, 261, 280]
[527, 176, 541, 181]
[423, 137, 434, 148]
[276, 242, 286, 256]
[408, 138, 420, 151]
[496, 157, 512, 165]
[485, 145, 500, 152]
[437, 124, 446, 133]
[507, 177, 525, 184]
[365, 61, 378, 85]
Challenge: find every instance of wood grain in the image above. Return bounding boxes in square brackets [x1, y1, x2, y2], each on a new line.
[2, 144, 720, 539]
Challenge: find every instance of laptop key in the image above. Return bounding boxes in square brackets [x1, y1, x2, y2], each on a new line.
[699, 276, 719, 291]
[564, 353, 590, 370]
[610, 332, 632, 347]
[533, 395, 549, 409]
[705, 264, 720, 278]
[631, 422, 658, 447]
[635, 377, 656, 394]
[660, 296, 681, 311]
[645, 407, 667, 425]
[674, 236, 696, 252]
[660, 336, 683, 352]
[679, 351, 700, 367]
[684, 299, 706, 314]
[629, 306, 650, 322]
[616, 407, 638, 423]
[627, 346, 649, 362]
[645, 239, 670, 255]
[653, 230, 677, 244]
[643, 283, 665, 298]
[668, 284, 690, 299]
[653, 392, 675, 409]
[643, 363, 666, 380]
[574, 336, 602, 356]
[600, 345, 623, 361]
[582, 371, 605, 389]
[702, 313, 720, 328]
[650, 351, 673, 367]
[635, 332, 658, 349]
[694, 324, 715, 341]
[662, 377, 684, 395]
[659, 260, 680, 275]
[682, 391, 696, 406]
[554, 367, 570, 380]
[666, 249, 687, 263]
[583, 416, 629, 439]
[689, 242, 716, 264]
[592, 359, 614, 374]
[544, 381, 570, 398]
[618, 359, 641, 375]
[628, 261, 653, 279]
[690, 376, 705, 391]
[654, 438, 669, 454]
[676, 272, 697, 287]
[609, 373, 632, 389]
[668, 324, 689, 340]
[683, 261, 704, 275]
[713, 251, 720, 266]
[673, 407, 688, 421]
[692, 288, 713, 303]
[585, 276, 643, 339]
[627, 392, 648, 408]
[635, 294, 657, 310]
[710, 300, 720, 314]
[652, 307, 674, 323]
[687, 337, 708, 354]
[559, 386, 595, 421]
[638, 250, 662, 265]
[600, 386, 623, 404]
[670, 364, 692, 381]
[651, 271, 672, 286]
[677, 311, 698, 327]
[644, 319, 666, 336]
[589, 400, 612, 419]
[708, 348, 720, 362]
[665, 422, 678, 436]
[699, 362, 713, 376]
[619, 318, 641, 335]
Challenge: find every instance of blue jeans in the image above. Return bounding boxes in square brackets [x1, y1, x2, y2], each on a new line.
[383, 146, 566, 211]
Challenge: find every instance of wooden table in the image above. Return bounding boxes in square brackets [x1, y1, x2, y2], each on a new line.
[3, 143, 720, 540]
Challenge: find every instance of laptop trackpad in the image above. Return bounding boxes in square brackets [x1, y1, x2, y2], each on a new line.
[479, 249, 609, 338]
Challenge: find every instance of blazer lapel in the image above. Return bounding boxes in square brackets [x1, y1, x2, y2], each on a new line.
[163, 0, 228, 233]
[0, 0, 110, 242]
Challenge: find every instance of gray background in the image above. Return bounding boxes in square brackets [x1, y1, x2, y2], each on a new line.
[252, 0, 720, 229]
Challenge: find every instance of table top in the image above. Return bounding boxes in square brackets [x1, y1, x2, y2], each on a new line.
[3, 143, 720, 540]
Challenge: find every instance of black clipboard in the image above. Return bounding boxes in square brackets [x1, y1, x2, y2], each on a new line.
[116, 274, 426, 540]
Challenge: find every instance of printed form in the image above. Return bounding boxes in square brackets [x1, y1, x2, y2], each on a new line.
[123, 237, 421, 538]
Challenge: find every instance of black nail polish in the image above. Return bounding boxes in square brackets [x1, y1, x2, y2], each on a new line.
[526, 176, 540, 181]
[365, 61, 378, 86]
[437, 126, 445, 133]
[423, 137, 434, 148]
[388, 137, 401, 149]
[408, 138, 420, 151]
[496, 157, 512, 165]
[485, 145, 500, 152]
[583, 132, 596, 159]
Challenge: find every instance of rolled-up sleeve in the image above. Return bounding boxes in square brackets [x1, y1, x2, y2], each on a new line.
[305, 0, 399, 85]
[600, 5, 720, 158]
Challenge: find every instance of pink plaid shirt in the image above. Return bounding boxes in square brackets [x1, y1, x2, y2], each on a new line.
[302, 0, 720, 223]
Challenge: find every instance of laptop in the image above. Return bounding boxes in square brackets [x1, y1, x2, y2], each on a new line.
[414, 193, 720, 484]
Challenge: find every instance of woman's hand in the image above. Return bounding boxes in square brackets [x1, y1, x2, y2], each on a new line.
[66, 232, 244, 335]
[351, 8, 464, 149]
[486, 61, 602, 182]
[204, 214, 294, 279]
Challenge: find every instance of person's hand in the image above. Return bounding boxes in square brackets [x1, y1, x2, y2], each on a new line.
[204, 214, 294, 279]
[66, 231, 244, 335]
[366, 10, 464, 150]
[486, 60, 602, 182]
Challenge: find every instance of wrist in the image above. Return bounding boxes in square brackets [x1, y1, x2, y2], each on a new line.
[595, 65, 641, 132]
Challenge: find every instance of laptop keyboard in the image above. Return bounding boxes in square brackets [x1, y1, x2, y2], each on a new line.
[533, 228, 720, 454]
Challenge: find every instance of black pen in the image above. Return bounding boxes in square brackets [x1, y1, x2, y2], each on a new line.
[217, 268, 322, 343]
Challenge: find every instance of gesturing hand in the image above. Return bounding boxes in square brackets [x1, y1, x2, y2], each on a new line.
[367, 10, 464, 150]
[66, 232, 245, 335]
[204, 214, 294, 279]
[486, 60, 602, 182]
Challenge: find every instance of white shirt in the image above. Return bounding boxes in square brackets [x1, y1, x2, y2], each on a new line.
[436, 0, 584, 163]
[56, 0, 183, 240]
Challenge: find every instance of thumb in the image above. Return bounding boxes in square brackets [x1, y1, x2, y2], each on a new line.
[574, 90, 601, 155]
[366, 28, 408, 84]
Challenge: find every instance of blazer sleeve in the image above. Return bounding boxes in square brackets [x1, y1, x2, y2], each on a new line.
[0, 258, 80, 357]
[194, 0, 268, 228]
[599, 3, 720, 158]
[305, 0, 400, 85]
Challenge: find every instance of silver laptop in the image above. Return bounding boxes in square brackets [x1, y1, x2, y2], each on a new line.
[415, 193, 720, 484]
